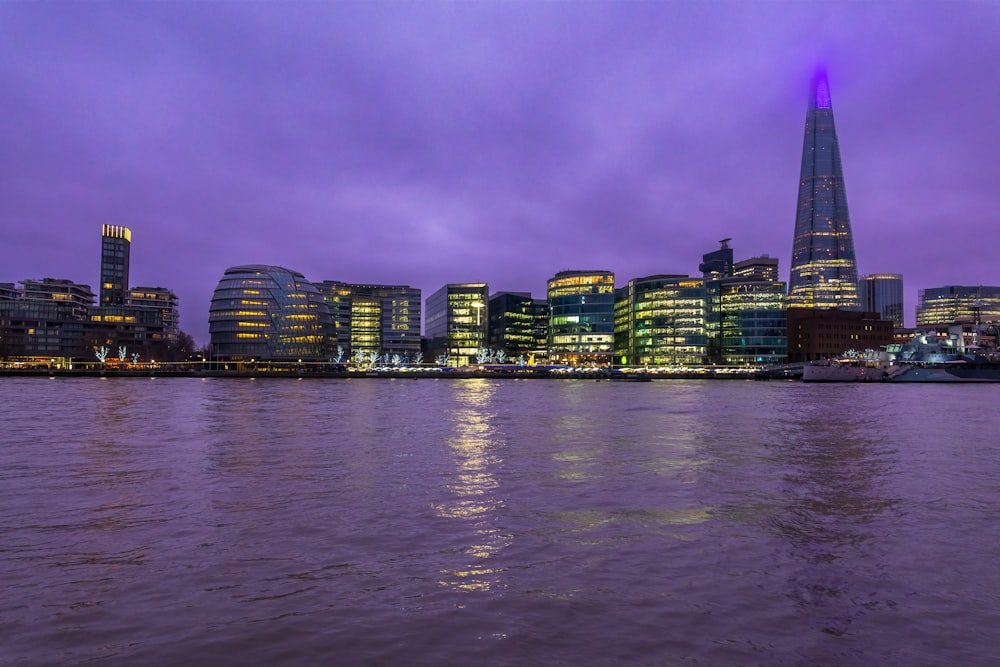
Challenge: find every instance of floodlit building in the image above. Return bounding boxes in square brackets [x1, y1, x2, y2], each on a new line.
[787, 70, 861, 310]
[614, 275, 706, 367]
[859, 274, 904, 328]
[916, 285, 1000, 328]
[208, 265, 334, 360]
[424, 283, 489, 364]
[548, 271, 615, 365]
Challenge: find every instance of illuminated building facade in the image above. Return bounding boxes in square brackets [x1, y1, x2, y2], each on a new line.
[548, 271, 615, 365]
[719, 278, 787, 366]
[424, 283, 488, 363]
[315, 281, 421, 358]
[487, 292, 549, 358]
[734, 256, 779, 282]
[209, 265, 334, 360]
[916, 285, 1000, 328]
[788, 71, 861, 310]
[859, 274, 904, 328]
[127, 287, 180, 344]
[614, 275, 706, 366]
[100, 225, 131, 307]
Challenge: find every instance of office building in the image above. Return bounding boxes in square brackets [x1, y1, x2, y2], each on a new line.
[208, 265, 334, 360]
[787, 309, 893, 362]
[916, 285, 1000, 328]
[614, 275, 707, 367]
[719, 278, 787, 366]
[859, 274, 904, 328]
[0, 279, 94, 360]
[548, 271, 615, 365]
[787, 70, 861, 310]
[315, 281, 421, 359]
[487, 292, 548, 359]
[99, 225, 131, 307]
[424, 283, 489, 364]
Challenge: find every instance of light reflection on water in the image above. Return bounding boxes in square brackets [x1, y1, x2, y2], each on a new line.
[1, 378, 1000, 666]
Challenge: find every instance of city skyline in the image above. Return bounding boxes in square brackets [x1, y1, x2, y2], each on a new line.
[2, 2, 999, 344]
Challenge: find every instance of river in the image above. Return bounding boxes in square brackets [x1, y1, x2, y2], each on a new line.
[2, 377, 998, 666]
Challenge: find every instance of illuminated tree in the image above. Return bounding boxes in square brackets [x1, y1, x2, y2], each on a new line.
[436, 354, 450, 367]
[95, 346, 109, 363]
[495, 350, 508, 364]
[118, 346, 127, 362]
[131, 352, 140, 365]
[413, 352, 424, 365]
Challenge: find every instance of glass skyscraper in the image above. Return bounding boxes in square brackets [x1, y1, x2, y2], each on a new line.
[859, 274, 904, 328]
[788, 70, 861, 310]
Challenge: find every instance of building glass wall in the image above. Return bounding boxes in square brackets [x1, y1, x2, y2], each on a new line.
[425, 283, 488, 363]
[788, 71, 861, 310]
[547, 271, 615, 365]
[316, 281, 421, 359]
[209, 265, 334, 360]
[719, 280, 788, 365]
[916, 285, 1000, 328]
[615, 275, 706, 366]
[859, 274, 904, 328]
[488, 292, 548, 358]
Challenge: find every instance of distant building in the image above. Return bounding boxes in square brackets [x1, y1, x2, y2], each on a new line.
[915, 285, 1000, 328]
[787, 308, 893, 362]
[548, 270, 615, 365]
[315, 281, 421, 360]
[128, 287, 180, 344]
[0, 279, 94, 360]
[487, 292, 548, 359]
[787, 71, 861, 310]
[99, 224, 131, 307]
[733, 256, 779, 282]
[698, 238, 734, 281]
[424, 283, 489, 364]
[859, 274, 904, 328]
[208, 265, 334, 361]
[614, 275, 706, 366]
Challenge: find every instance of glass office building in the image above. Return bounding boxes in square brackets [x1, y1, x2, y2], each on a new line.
[548, 271, 615, 365]
[209, 265, 334, 360]
[424, 283, 489, 364]
[315, 281, 421, 359]
[614, 275, 706, 366]
[487, 292, 548, 358]
[859, 274, 904, 328]
[916, 285, 1000, 328]
[719, 279, 787, 366]
[788, 71, 861, 310]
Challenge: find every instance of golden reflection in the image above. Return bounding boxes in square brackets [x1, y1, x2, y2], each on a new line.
[434, 380, 511, 592]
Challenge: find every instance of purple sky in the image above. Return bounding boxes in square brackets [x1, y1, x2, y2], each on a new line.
[2, 2, 998, 344]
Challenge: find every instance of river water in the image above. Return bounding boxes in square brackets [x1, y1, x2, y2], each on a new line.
[1, 377, 998, 666]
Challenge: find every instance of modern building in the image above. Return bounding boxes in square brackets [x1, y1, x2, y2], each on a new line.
[208, 265, 335, 361]
[614, 275, 706, 367]
[424, 283, 489, 364]
[315, 281, 421, 360]
[787, 70, 861, 310]
[733, 256, 779, 282]
[859, 274, 904, 328]
[548, 270, 615, 365]
[719, 278, 787, 366]
[916, 285, 1000, 328]
[0, 279, 95, 360]
[699, 238, 734, 281]
[487, 292, 548, 359]
[99, 224, 131, 307]
[128, 287, 180, 344]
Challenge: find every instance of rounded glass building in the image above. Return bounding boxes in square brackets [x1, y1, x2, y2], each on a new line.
[208, 265, 334, 360]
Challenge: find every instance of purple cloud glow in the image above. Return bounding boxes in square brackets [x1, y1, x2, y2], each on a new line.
[2, 2, 999, 342]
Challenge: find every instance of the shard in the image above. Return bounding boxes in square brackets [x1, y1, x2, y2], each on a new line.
[788, 70, 861, 310]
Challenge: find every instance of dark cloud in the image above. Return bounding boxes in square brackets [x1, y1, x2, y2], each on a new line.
[2, 2, 998, 342]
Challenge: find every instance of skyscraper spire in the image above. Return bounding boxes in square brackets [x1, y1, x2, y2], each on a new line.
[788, 69, 861, 310]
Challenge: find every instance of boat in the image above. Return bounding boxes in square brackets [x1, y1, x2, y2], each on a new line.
[886, 327, 1000, 383]
[801, 350, 890, 382]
